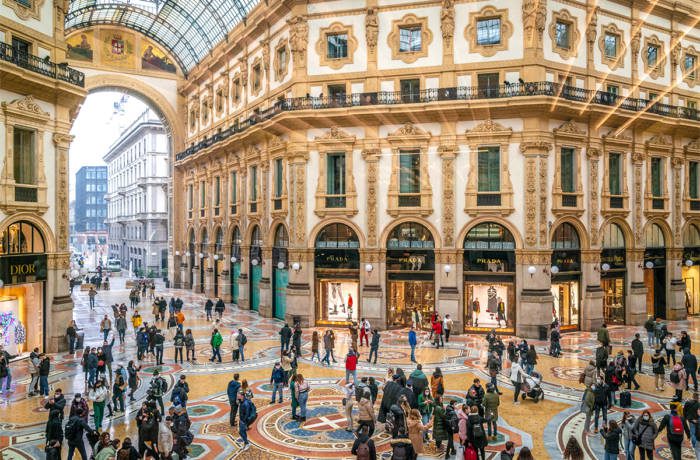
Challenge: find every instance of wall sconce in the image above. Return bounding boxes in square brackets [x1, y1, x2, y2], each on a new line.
[291, 262, 301, 272]
[277, 261, 285, 270]
[365, 263, 373, 273]
[213, 254, 219, 260]
[643, 261, 654, 269]
[444, 264, 452, 276]
[550, 265, 560, 275]
[686, 259, 694, 267]
[185, 252, 191, 258]
[198, 252, 204, 259]
[175, 251, 180, 256]
[231, 256, 237, 263]
[251, 259, 259, 266]
[527, 265, 537, 277]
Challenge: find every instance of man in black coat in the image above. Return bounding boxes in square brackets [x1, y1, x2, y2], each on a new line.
[204, 299, 214, 321]
[682, 348, 698, 392]
[631, 333, 644, 373]
[214, 298, 225, 319]
[279, 324, 292, 353]
[378, 374, 402, 423]
[64, 413, 95, 460]
[44, 388, 67, 419]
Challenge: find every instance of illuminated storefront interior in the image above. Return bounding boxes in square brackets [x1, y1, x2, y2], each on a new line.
[683, 224, 700, 316]
[601, 223, 627, 324]
[643, 223, 666, 319]
[550, 223, 581, 331]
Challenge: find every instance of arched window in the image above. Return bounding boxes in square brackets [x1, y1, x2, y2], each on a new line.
[464, 222, 515, 250]
[251, 226, 262, 246]
[644, 223, 665, 248]
[200, 228, 208, 254]
[274, 225, 289, 248]
[214, 228, 223, 253]
[387, 222, 434, 249]
[602, 223, 625, 249]
[551, 223, 581, 250]
[0, 221, 45, 255]
[684, 224, 700, 247]
[316, 223, 359, 248]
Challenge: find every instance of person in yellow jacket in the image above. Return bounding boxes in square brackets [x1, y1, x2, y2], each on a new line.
[131, 311, 142, 336]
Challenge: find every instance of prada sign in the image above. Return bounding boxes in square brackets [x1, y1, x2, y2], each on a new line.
[0, 254, 47, 283]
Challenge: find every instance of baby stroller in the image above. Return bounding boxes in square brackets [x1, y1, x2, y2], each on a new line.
[520, 371, 544, 402]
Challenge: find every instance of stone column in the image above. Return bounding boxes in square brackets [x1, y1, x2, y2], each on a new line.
[220, 250, 232, 302]
[581, 250, 604, 331]
[191, 264, 200, 294]
[436, 249, 460, 332]
[627, 249, 648, 325]
[180, 262, 189, 289]
[285, 249, 313, 326]
[360, 249, 383, 327]
[238, 245, 250, 310]
[259, 247, 273, 318]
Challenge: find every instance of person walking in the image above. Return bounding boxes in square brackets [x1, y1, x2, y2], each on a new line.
[525, 344, 537, 375]
[652, 347, 667, 391]
[509, 359, 527, 404]
[466, 404, 488, 460]
[658, 403, 691, 460]
[295, 374, 310, 423]
[329, 329, 338, 363]
[431, 367, 445, 399]
[343, 381, 355, 432]
[311, 331, 321, 362]
[185, 328, 196, 362]
[632, 333, 644, 374]
[99, 315, 111, 342]
[345, 349, 359, 383]
[237, 328, 248, 362]
[443, 314, 453, 343]
[279, 323, 292, 353]
[214, 297, 225, 319]
[66, 320, 78, 353]
[600, 420, 622, 460]
[670, 363, 688, 400]
[351, 424, 376, 460]
[632, 410, 658, 460]
[664, 332, 678, 365]
[88, 379, 108, 431]
[432, 396, 450, 453]
[204, 298, 213, 321]
[238, 390, 256, 452]
[115, 315, 126, 345]
[368, 329, 380, 364]
[153, 328, 165, 366]
[408, 326, 417, 363]
[597, 323, 611, 351]
[173, 329, 185, 364]
[644, 316, 655, 347]
[592, 378, 609, 433]
[270, 362, 285, 403]
[349, 322, 359, 352]
[111, 372, 126, 414]
[227, 373, 241, 427]
[356, 387, 375, 437]
[682, 347, 698, 392]
[407, 408, 431, 457]
[126, 361, 140, 403]
[88, 287, 97, 310]
[322, 330, 332, 366]
[624, 350, 641, 390]
[359, 318, 370, 347]
[65, 411, 96, 460]
[210, 328, 223, 363]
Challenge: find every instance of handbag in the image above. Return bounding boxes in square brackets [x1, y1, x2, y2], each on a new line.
[342, 398, 347, 406]
[633, 424, 649, 445]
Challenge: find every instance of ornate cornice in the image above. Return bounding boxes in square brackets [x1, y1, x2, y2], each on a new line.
[465, 119, 512, 136]
[519, 140, 552, 154]
[315, 126, 356, 142]
[553, 119, 587, 138]
[2, 95, 50, 120]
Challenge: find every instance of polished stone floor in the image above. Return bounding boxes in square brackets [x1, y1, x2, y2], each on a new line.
[0, 279, 697, 459]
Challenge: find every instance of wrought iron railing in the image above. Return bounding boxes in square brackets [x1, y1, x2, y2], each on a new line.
[0, 42, 85, 87]
[176, 81, 700, 162]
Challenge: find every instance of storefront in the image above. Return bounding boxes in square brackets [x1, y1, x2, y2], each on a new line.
[601, 223, 626, 324]
[550, 223, 581, 331]
[683, 224, 700, 315]
[213, 228, 223, 298]
[644, 223, 666, 319]
[249, 226, 262, 312]
[187, 230, 195, 289]
[463, 222, 516, 334]
[0, 221, 47, 354]
[272, 225, 289, 321]
[198, 229, 208, 294]
[386, 222, 435, 329]
[230, 227, 241, 304]
[314, 223, 360, 325]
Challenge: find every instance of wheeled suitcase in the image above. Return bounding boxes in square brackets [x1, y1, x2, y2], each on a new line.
[232, 349, 240, 361]
[619, 390, 632, 408]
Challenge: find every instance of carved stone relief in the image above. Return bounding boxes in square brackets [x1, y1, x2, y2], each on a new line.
[363, 149, 379, 248]
[439, 145, 456, 247]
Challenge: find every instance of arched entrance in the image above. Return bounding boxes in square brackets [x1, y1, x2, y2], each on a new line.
[644, 223, 667, 319]
[0, 220, 47, 353]
[682, 224, 700, 315]
[462, 222, 516, 333]
[187, 229, 195, 289]
[550, 223, 581, 331]
[386, 222, 435, 329]
[213, 227, 223, 298]
[199, 228, 208, 294]
[314, 223, 360, 325]
[272, 225, 289, 320]
[230, 227, 241, 304]
[249, 226, 262, 312]
[601, 223, 627, 324]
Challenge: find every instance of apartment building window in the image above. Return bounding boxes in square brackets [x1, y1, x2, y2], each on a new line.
[608, 152, 622, 198]
[252, 64, 261, 93]
[686, 54, 697, 79]
[233, 78, 241, 102]
[647, 44, 659, 67]
[476, 18, 501, 45]
[477, 72, 500, 98]
[651, 157, 663, 199]
[401, 78, 420, 103]
[328, 84, 346, 101]
[230, 172, 237, 214]
[276, 45, 288, 80]
[326, 33, 348, 59]
[555, 21, 571, 49]
[399, 150, 420, 207]
[13, 127, 35, 185]
[607, 85, 619, 96]
[688, 100, 697, 110]
[274, 158, 284, 210]
[399, 26, 422, 52]
[604, 33, 619, 59]
[199, 180, 206, 217]
[11, 36, 30, 58]
[250, 166, 258, 213]
[326, 153, 346, 208]
[690, 161, 699, 199]
[477, 146, 501, 206]
[560, 147, 575, 192]
[213, 176, 220, 216]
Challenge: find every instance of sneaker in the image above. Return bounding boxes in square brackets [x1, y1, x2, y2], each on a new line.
[513, 401, 520, 405]
[242, 443, 250, 451]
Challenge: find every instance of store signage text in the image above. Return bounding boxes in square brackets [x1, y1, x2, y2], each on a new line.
[10, 263, 35, 275]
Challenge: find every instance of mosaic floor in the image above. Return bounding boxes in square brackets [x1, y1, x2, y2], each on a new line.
[0, 278, 698, 459]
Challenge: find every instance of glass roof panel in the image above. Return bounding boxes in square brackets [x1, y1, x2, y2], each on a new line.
[66, 0, 262, 75]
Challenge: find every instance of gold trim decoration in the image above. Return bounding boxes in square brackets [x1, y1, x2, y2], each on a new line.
[386, 124, 433, 217]
[388, 13, 433, 64]
[362, 149, 380, 247]
[586, 7, 598, 54]
[642, 35, 666, 79]
[598, 23, 626, 71]
[466, 5, 513, 58]
[522, 0, 547, 49]
[273, 39, 290, 82]
[3, 0, 44, 21]
[316, 22, 358, 70]
[313, 127, 359, 217]
[549, 9, 581, 60]
[587, 147, 601, 245]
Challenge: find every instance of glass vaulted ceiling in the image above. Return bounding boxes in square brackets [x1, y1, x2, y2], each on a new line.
[65, 0, 261, 75]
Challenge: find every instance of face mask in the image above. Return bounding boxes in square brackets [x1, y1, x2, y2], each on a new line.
[75, 397, 81, 402]
[643, 415, 650, 421]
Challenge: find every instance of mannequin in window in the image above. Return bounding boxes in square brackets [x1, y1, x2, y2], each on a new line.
[497, 297, 506, 327]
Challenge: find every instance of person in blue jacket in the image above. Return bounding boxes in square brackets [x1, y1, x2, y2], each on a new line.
[270, 363, 285, 404]
[239, 391, 256, 452]
[227, 373, 241, 427]
[408, 326, 417, 363]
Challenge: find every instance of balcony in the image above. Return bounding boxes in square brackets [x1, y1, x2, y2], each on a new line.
[175, 81, 700, 162]
[0, 42, 84, 87]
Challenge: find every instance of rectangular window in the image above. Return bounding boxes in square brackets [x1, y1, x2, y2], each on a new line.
[651, 157, 662, 197]
[477, 147, 500, 192]
[326, 153, 346, 208]
[399, 150, 420, 206]
[214, 176, 220, 207]
[200, 181, 206, 207]
[328, 84, 346, 99]
[686, 54, 697, 79]
[399, 27, 422, 52]
[476, 18, 501, 45]
[647, 45, 659, 67]
[607, 84, 619, 96]
[250, 166, 258, 202]
[478, 72, 500, 98]
[604, 33, 619, 58]
[689, 100, 697, 110]
[11, 37, 30, 56]
[326, 33, 348, 59]
[230, 172, 237, 214]
[277, 46, 287, 78]
[560, 147, 575, 193]
[274, 158, 283, 198]
[608, 153, 621, 195]
[690, 161, 699, 200]
[400, 78, 420, 103]
[233, 78, 241, 102]
[252, 64, 261, 91]
[555, 21, 571, 49]
[13, 127, 35, 185]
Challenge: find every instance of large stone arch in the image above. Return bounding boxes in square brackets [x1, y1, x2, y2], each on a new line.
[597, 217, 634, 248]
[0, 213, 57, 254]
[380, 217, 441, 250]
[308, 218, 366, 249]
[682, 219, 700, 246]
[549, 216, 590, 250]
[642, 218, 674, 249]
[456, 217, 523, 250]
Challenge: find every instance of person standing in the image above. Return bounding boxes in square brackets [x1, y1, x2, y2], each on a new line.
[368, 329, 380, 364]
[682, 348, 698, 392]
[652, 347, 667, 391]
[359, 318, 369, 347]
[293, 323, 303, 357]
[204, 299, 213, 321]
[443, 314, 453, 343]
[153, 329, 165, 366]
[345, 349, 359, 383]
[238, 391, 256, 452]
[483, 383, 500, 441]
[210, 328, 223, 363]
[343, 381, 355, 432]
[126, 361, 140, 402]
[295, 374, 310, 424]
[66, 320, 78, 353]
[597, 323, 611, 351]
[185, 328, 196, 362]
[173, 329, 184, 364]
[27, 349, 40, 396]
[632, 410, 658, 460]
[408, 326, 417, 363]
[670, 363, 687, 400]
[631, 333, 644, 374]
[349, 322, 359, 352]
[237, 328, 247, 362]
[99, 315, 111, 341]
[525, 345, 538, 375]
[115, 315, 127, 345]
[214, 298, 225, 319]
[600, 420, 622, 460]
[432, 316, 443, 349]
[592, 379, 609, 433]
[279, 323, 292, 353]
[658, 403, 691, 460]
[111, 372, 126, 413]
[644, 316, 655, 347]
[270, 362, 285, 403]
[38, 354, 50, 397]
[310, 331, 321, 362]
[88, 379, 108, 431]
[684, 392, 700, 452]
[356, 387, 375, 437]
[509, 359, 527, 404]
[88, 287, 97, 310]
[65, 412, 96, 460]
[227, 373, 241, 427]
[466, 404, 487, 460]
[664, 332, 678, 365]
[322, 330, 332, 366]
[351, 424, 376, 460]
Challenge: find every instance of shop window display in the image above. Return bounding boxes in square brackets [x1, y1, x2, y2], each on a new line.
[465, 282, 513, 329]
[318, 279, 358, 323]
[388, 279, 434, 329]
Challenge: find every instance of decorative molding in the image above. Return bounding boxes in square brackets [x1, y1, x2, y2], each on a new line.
[682, 46, 698, 88]
[553, 119, 586, 138]
[642, 34, 666, 79]
[630, 22, 641, 62]
[465, 119, 512, 136]
[588, 149, 600, 244]
[441, 146, 456, 247]
[365, 8, 379, 54]
[260, 39, 271, 76]
[288, 15, 309, 68]
[2, 95, 50, 120]
[316, 22, 358, 70]
[548, 9, 581, 60]
[386, 125, 433, 217]
[598, 23, 627, 71]
[387, 123, 431, 140]
[645, 134, 672, 149]
[250, 56, 264, 96]
[685, 139, 700, 153]
[519, 141, 552, 155]
[674, 157, 683, 246]
[586, 7, 598, 53]
[522, 0, 547, 49]
[363, 149, 380, 247]
[388, 13, 433, 64]
[314, 126, 356, 142]
[539, 155, 547, 245]
[313, 127, 358, 217]
[238, 57, 248, 87]
[3, 0, 44, 21]
[440, 0, 455, 51]
[466, 5, 513, 57]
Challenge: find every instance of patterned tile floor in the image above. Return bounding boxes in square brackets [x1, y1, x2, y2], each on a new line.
[0, 278, 698, 459]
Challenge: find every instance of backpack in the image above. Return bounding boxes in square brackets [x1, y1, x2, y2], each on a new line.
[240, 334, 248, 346]
[471, 421, 486, 439]
[174, 336, 184, 347]
[64, 418, 77, 440]
[246, 402, 257, 424]
[355, 440, 371, 460]
[447, 408, 459, 433]
[181, 430, 194, 446]
[391, 442, 410, 460]
[671, 415, 684, 435]
[670, 370, 681, 384]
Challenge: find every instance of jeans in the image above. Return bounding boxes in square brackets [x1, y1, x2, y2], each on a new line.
[205, 309, 212, 321]
[594, 405, 608, 429]
[691, 421, 698, 448]
[155, 346, 163, 365]
[298, 390, 309, 418]
[229, 401, 238, 426]
[525, 363, 534, 375]
[239, 420, 249, 445]
[635, 353, 643, 373]
[212, 347, 222, 362]
[89, 297, 95, 308]
[67, 442, 89, 460]
[688, 370, 699, 390]
[490, 373, 499, 393]
[638, 447, 653, 459]
[625, 438, 635, 460]
[174, 348, 183, 364]
[240, 346, 245, 362]
[487, 419, 497, 437]
[69, 336, 76, 353]
[112, 393, 124, 412]
[39, 375, 48, 396]
[512, 382, 521, 402]
[272, 382, 284, 402]
[410, 344, 416, 362]
[93, 400, 105, 429]
[669, 441, 683, 460]
[102, 329, 109, 341]
[666, 348, 677, 365]
[368, 347, 378, 363]
[345, 369, 357, 383]
[29, 373, 38, 393]
[281, 339, 290, 352]
[647, 331, 655, 347]
[311, 351, 320, 362]
[117, 329, 125, 344]
[187, 347, 196, 361]
[88, 368, 96, 387]
[322, 350, 330, 365]
[0, 372, 10, 391]
[603, 452, 618, 460]
[434, 333, 444, 348]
